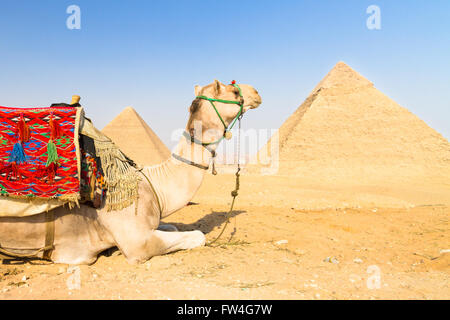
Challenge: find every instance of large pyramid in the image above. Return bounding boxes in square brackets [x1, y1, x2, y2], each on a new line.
[255, 62, 450, 202]
[102, 107, 170, 166]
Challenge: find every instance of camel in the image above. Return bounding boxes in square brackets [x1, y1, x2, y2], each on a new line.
[0, 80, 262, 265]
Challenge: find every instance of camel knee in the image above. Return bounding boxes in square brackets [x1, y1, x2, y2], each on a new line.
[126, 255, 147, 265]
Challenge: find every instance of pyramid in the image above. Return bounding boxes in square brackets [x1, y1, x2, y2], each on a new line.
[102, 107, 170, 166]
[255, 62, 450, 202]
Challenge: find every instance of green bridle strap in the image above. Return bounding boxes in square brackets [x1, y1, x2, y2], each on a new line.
[196, 96, 242, 105]
[196, 96, 242, 129]
[195, 83, 244, 146]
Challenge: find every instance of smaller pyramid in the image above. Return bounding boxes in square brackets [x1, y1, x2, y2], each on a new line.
[102, 107, 170, 166]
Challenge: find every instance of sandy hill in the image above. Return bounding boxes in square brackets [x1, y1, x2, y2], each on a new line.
[102, 107, 170, 166]
[248, 61, 450, 207]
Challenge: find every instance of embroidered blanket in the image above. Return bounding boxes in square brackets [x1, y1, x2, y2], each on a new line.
[0, 106, 82, 204]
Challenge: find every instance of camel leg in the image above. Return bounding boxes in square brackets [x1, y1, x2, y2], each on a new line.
[153, 230, 205, 254]
[157, 223, 179, 232]
[121, 230, 205, 264]
[52, 251, 99, 265]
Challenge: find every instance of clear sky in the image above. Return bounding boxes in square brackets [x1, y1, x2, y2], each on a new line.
[0, 0, 449, 150]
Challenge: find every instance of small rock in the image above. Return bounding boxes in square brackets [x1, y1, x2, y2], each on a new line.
[275, 240, 288, 245]
[21, 275, 29, 282]
[353, 258, 363, 264]
[440, 249, 450, 254]
[314, 293, 321, 299]
[372, 208, 378, 213]
[323, 257, 339, 264]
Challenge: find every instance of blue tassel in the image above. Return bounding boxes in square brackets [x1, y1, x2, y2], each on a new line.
[8, 142, 27, 164]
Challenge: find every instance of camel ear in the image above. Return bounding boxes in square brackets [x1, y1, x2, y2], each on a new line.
[194, 85, 202, 96]
[214, 79, 221, 95]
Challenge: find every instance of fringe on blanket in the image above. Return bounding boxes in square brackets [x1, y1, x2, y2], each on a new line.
[93, 139, 141, 211]
[80, 116, 141, 212]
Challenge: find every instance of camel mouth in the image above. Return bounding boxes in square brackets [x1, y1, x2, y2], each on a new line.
[249, 89, 262, 109]
[248, 95, 262, 109]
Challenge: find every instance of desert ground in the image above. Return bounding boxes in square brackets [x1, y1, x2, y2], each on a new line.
[0, 173, 448, 300]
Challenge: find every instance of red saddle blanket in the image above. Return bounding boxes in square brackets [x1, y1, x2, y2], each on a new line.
[0, 106, 82, 202]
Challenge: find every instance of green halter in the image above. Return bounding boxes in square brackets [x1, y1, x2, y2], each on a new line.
[173, 82, 244, 173]
[195, 83, 244, 146]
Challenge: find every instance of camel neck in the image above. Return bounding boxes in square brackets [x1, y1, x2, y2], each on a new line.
[144, 136, 212, 219]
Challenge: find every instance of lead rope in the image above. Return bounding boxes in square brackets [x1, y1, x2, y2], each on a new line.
[207, 115, 242, 246]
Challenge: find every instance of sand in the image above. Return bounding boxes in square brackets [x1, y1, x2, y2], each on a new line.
[0, 174, 448, 300]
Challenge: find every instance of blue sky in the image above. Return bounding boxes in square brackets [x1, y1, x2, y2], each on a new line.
[0, 0, 449, 149]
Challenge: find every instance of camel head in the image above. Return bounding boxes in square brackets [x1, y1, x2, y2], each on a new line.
[187, 80, 261, 145]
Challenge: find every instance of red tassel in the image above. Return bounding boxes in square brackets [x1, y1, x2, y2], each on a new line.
[35, 163, 58, 184]
[49, 113, 61, 140]
[45, 162, 58, 184]
[17, 114, 30, 143]
[0, 162, 22, 181]
[12, 163, 21, 180]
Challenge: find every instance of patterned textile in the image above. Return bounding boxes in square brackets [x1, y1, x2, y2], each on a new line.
[0, 106, 82, 203]
[80, 149, 106, 208]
